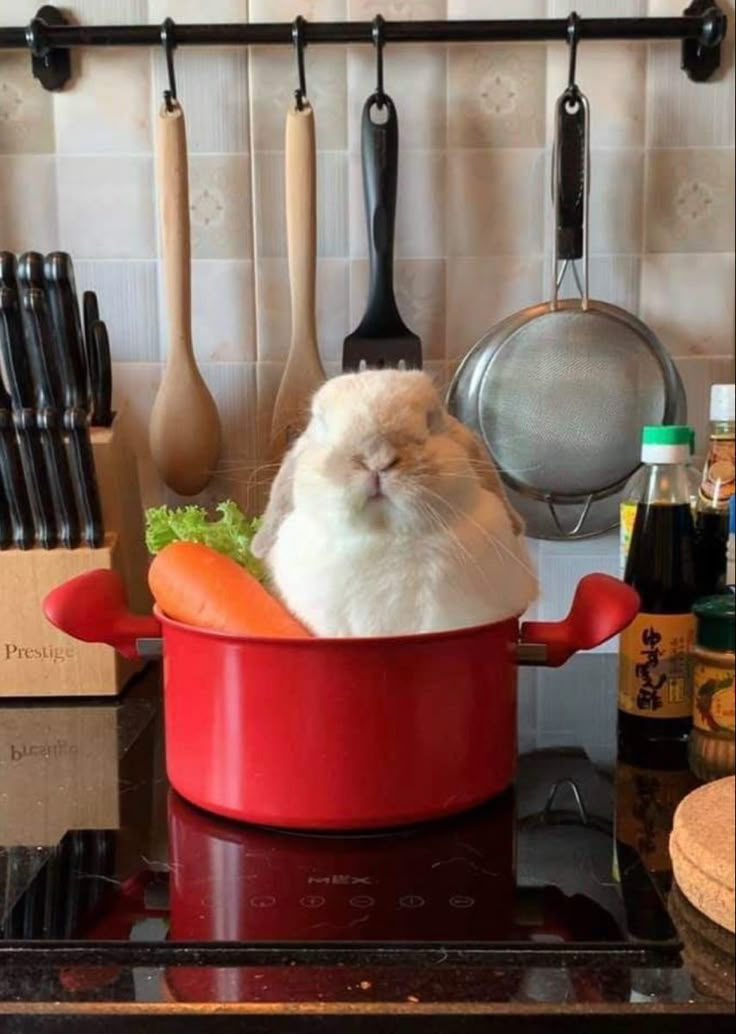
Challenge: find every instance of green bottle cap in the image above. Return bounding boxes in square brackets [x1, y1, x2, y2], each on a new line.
[693, 595, 735, 652]
[641, 425, 694, 447]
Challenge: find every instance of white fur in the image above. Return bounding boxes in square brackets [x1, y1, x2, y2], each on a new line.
[254, 370, 539, 637]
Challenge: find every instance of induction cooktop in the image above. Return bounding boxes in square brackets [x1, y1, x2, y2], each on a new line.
[1, 746, 679, 958]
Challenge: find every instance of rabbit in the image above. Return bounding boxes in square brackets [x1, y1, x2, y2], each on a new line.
[251, 369, 539, 637]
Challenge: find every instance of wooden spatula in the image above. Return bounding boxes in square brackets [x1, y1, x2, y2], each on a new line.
[150, 98, 222, 496]
[269, 101, 326, 463]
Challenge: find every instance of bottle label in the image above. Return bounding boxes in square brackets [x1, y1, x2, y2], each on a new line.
[615, 761, 696, 873]
[620, 501, 637, 575]
[619, 613, 695, 719]
[699, 434, 735, 507]
[693, 661, 736, 733]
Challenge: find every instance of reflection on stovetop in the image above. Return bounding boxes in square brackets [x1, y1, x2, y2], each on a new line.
[1, 745, 678, 955]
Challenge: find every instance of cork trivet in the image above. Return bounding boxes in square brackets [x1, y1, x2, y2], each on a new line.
[669, 776, 735, 933]
[669, 881, 735, 1003]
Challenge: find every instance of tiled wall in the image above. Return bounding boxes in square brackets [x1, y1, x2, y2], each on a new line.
[1, 0, 734, 751]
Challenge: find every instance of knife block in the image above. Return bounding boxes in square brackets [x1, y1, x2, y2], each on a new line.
[0, 411, 152, 699]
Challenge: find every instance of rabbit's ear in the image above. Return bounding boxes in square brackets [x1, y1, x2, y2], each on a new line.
[251, 440, 302, 558]
[445, 414, 525, 537]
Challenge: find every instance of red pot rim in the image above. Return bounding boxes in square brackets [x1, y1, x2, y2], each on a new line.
[153, 604, 522, 649]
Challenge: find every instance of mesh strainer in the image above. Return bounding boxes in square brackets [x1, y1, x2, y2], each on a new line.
[447, 83, 685, 540]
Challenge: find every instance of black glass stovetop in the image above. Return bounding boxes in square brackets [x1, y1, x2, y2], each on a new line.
[0, 670, 679, 961]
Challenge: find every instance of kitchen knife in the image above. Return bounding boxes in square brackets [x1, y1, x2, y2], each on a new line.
[16, 255, 65, 409]
[43, 252, 89, 410]
[83, 290, 99, 354]
[0, 251, 17, 289]
[23, 289, 83, 548]
[64, 403, 105, 548]
[0, 286, 56, 548]
[1, 375, 35, 550]
[89, 320, 113, 427]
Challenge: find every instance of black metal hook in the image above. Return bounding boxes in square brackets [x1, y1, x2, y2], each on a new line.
[566, 11, 581, 94]
[25, 6, 71, 92]
[160, 17, 177, 111]
[292, 15, 308, 110]
[372, 14, 386, 107]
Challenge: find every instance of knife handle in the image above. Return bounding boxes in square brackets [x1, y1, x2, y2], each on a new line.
[1, 409, 35, 550]
[0, 251, 17, 289]
[0, 286, 36, 408]
[21, 288, 64, 411]
[83, 291, 99, 356]
[37, 408, 82, 549]
[43, 253, 88, 410]
[12, 409, 57, 549]
[89, 320, 113, 427]
[64, 408, 104, 548]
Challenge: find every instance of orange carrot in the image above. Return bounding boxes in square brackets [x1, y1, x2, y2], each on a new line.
[148, 541, 311, 638]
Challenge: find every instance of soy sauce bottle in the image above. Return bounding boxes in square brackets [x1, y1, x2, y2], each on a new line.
[618, 426, 697, 766]
[694, 384, 735, 597]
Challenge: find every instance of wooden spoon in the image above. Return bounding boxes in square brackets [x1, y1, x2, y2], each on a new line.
[269, 101, 326, 462]
[150, 98, 221, 496]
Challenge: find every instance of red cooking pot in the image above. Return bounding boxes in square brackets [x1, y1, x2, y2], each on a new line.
[43, 571, 638, 831]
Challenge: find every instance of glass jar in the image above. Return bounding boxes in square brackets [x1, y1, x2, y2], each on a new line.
[688, 594, 735, 781]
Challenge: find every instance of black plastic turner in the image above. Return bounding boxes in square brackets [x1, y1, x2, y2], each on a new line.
[343, 94, 422, 372]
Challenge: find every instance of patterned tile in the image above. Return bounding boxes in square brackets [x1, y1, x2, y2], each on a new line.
[255, 256, 350, 366]
[347, 44, 446, 152]
[645, 148, 735, 253]
[188, 155, 253, 260]
[0, 156, 58, 253]
[250, 47, 347, 151]
[0, 53, 54, 154]
[148, 0, 247, 20]
[446, 149, 545, 256]
[640, 253, 736, 357]
[449, 45, 547, 148]
[446, 255, 543, 360]
[73, 260, 160, 362]
[163, 259, 257, 363]
[151, 47, 250, 154]
[56, 156, 155, 259]
[253, 150, 348, 259]
[350, 0, 446, 17]
[54, 49, 152, 154]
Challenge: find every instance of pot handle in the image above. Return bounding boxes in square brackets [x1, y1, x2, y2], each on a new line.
[43, 569, 160, 660]
[519, 573, 640, 668]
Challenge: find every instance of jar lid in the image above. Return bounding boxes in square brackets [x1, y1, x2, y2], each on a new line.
[710, 383, 735, 423]
[693, 595, 735, 652]
[641, 425, 693, 465]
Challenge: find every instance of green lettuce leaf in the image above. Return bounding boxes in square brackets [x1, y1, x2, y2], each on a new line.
[144, 500, 265, 581]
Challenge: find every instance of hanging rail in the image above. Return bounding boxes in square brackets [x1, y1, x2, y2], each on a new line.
[0, 1, 727, 92]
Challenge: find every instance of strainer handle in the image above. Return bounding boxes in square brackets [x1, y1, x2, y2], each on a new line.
[519, 573, 640, 668]
[550, 86, 590, 310]
[546, 494, 594, 537]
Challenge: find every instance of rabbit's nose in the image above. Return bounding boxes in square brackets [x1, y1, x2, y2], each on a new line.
[360, 448, 398, 473]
